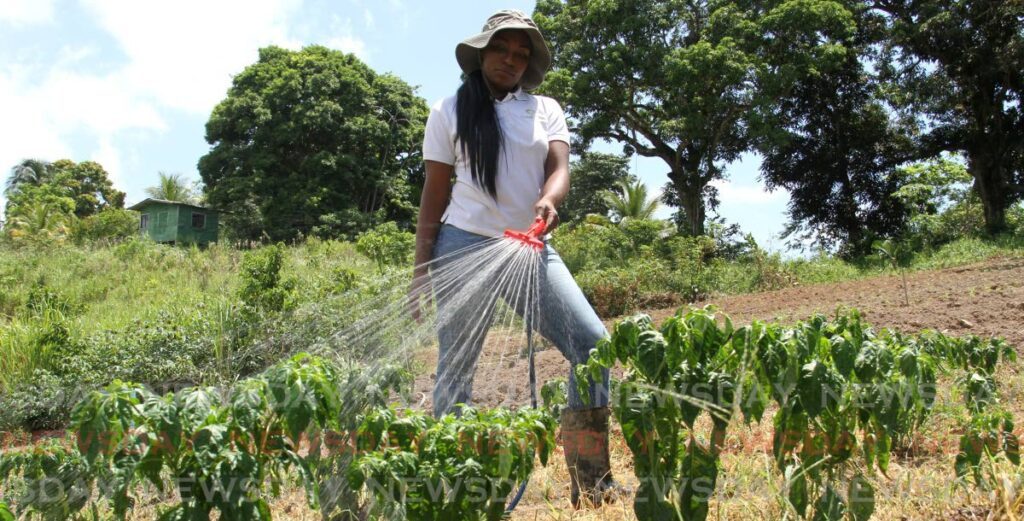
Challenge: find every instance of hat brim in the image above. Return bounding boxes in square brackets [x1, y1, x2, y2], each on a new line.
[456, 25, 551, 90]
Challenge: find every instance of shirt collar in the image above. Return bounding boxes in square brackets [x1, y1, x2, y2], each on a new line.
[496, 87, 527, 103]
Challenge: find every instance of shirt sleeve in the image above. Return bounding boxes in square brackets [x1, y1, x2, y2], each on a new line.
[542, 97, 571, 145]
[422, 99, 456, 165]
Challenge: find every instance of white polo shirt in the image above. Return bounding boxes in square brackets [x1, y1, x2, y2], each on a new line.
[422, 88, 570, 237]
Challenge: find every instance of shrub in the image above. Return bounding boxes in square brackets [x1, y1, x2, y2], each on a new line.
[238, 243, 294, 312]
[576, 267, 641, 317]
[550, 222, 630, 272]
[619, 218, 669, 251]
[355, 221, 414, 274]
[69, 208, 138, 244]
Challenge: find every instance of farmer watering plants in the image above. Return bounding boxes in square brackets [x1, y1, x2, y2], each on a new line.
[407, 9, 624, 509]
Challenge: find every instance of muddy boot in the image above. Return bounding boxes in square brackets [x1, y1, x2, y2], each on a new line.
[560, 407, 625, 508]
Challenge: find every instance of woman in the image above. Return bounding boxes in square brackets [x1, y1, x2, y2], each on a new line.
[409, 9, 621, 508]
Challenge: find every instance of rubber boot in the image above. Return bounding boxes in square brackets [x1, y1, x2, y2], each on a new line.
[559, 407, 623, 508]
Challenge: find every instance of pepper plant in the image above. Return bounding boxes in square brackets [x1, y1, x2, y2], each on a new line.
[0, 440, 93, 521]
[65, 352, 409, 520]
[350, 406, 556, 521]
[575, 307, 1001, 520]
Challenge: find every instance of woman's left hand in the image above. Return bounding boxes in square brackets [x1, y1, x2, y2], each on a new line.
[534, 197, 560, 231]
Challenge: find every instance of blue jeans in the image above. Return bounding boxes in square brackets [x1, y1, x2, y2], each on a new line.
[430, 224, 610, 416]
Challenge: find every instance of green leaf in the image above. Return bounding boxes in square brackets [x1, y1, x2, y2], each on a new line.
[635, 329, 669, 383]
[739, 375, 766, 425]
[812, 485, 847, 521]
[799, 361, 840, 418]
[0, 501, 14, 521]
[848, 474, 875, 521]
[678, 440, 718, 521]
[876, 430, 891, 474]
[785, 463, 808, 517]
[854, 344, 880, 381]
[830, 336, 856, 378]
[633, 479, 677, 521]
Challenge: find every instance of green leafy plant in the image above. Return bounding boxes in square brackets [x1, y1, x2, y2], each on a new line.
[355, 222, 414, 275]
[872, 239, 914, 306]
[350, 406, 556, 521]
[540, 377, 568, 418]
[238, 243, 294, 312]
[64, 352, 408, 520]
[574, 307, 1000, 520]
[0, 440, 93, 521]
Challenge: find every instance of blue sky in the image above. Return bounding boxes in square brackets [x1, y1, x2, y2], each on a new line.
[0, 0, 790, 250]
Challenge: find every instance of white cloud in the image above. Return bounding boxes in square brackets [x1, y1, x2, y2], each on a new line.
[326, 35, 368, 58]
[363, 8, 374, 30]
[80, 0, 305, 114]
[1, 0, 307, 221]
[0, 0, 54, 25]
[91, 137, 122, 187]
[323, 15, 369, 60]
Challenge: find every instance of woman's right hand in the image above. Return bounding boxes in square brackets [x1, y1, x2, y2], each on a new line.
[408, 268, 433, 324]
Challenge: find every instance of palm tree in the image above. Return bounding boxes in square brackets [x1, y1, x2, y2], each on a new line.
[145, 172, 196, 203]
[603, 179, 661, 222]
[5, 159, 53, 196]
[5, 200, 72, 241]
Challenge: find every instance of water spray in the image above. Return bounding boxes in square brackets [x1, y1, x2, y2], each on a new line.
[501, 216, 546, 514]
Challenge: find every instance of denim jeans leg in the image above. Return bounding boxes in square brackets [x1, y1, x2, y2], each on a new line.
[535, 245, 610, 409]
[430, 225, 495, 417]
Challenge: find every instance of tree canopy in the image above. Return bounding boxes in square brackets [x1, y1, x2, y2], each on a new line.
[758, 4, 915, 256]
[4, 159, 124, 219]
[874, 0, 1024, 235]
[535, 0, 856, 236]
[561, 152, 633, 224]
[198, 45, 429, 241]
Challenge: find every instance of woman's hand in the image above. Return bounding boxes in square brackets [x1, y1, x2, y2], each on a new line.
[534, 197, 560, 231]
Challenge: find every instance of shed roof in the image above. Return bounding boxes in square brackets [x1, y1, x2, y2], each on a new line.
[128, 198, 215, 212]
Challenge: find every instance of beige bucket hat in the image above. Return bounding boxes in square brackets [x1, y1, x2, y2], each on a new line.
[456, 9, 552, 90]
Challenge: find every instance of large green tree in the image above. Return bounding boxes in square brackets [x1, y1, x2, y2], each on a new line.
[535, 0, 855, 235]
[4, 159, 124, 218]
[198, 45, 429, 241]
[874, 0, 1024, 234]
[561, 152, 632, 223]
[758, 5, 915, 256]
[49, 160, 125, 218]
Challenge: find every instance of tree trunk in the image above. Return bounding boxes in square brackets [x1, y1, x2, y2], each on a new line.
[968, 151, 1009, 235]
[677, 180, 706, 236]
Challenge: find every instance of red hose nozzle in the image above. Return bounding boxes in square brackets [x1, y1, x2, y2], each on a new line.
[504, 216, 547, 252]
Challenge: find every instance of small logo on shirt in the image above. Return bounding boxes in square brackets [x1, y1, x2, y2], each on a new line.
[525, 108, 535, 116]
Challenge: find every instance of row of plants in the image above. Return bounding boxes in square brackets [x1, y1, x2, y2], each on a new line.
[574, 307, 1017, 520]
[1, 351, 556, 521]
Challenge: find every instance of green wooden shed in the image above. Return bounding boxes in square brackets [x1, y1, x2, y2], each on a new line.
[128, 198, 219, 245]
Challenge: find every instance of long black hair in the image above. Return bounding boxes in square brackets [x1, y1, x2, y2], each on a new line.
[456, 70, 502, 199]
